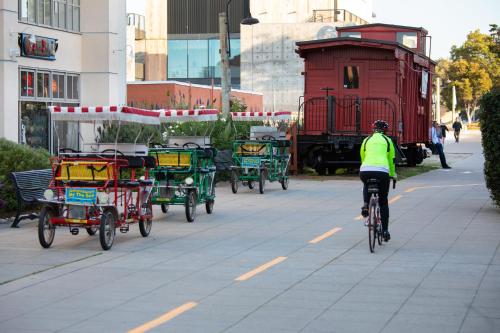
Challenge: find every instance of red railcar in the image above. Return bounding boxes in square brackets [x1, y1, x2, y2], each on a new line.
[295, 24, 435, 174]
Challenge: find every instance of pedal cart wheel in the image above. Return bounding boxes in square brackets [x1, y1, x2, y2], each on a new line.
[86, 226, 98, 236]
[185, 190, 197, 222]
[38, 206, 56, 248]
[259, 169, 266, 194]
[160, 204, 169, 213]
[99, 210, 116, 250]
[139, 199, 153, 237]
[231, 170, 239, 194]
[280, 177, 289, 190]
[248, 181, 255, 189]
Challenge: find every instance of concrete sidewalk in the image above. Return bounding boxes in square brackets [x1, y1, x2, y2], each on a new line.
[0, 131, 498, 333]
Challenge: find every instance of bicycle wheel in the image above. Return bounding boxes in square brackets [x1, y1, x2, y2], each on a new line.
[376, 205, 383, 245]
[368, 199, 377, 253]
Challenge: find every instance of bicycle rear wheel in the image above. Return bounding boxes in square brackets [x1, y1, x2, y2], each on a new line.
[376, 205, 383, 245]
[368, 199, 377, 253]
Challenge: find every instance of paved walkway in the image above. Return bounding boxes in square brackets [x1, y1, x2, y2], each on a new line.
[0, 131, 498, 333]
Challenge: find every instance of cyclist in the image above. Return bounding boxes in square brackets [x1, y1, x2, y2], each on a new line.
[360, 120, 396, 242]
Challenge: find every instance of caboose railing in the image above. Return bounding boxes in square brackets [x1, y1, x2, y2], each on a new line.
[299, 96, 396, 137]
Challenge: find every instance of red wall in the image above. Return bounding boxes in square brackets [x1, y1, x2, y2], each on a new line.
[127, 82, 263, 113]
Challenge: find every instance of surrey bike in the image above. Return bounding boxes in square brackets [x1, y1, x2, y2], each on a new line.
[38, 106, 159, 250]
[365, 178, 396, 253]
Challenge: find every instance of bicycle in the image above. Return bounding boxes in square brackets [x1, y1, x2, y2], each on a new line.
[365, 178, 396, 253]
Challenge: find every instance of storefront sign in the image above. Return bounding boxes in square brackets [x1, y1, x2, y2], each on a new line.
[18, 33, 58, 61]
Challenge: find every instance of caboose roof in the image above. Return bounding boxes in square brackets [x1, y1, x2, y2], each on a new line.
[295, 37, 436, 66]
[336, 23, 428, 34]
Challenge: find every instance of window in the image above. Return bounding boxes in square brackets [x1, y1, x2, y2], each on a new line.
[67, 75, 79, 100]
[340, 32, 361, 38]
[343, 66, 360, 89]
[21, 70, 35, 97]
[208, 39, 221, 78]
[168, 40, 188, 78]
[37, 72, 50, 98]
[19, 0, 79, 31]
[188, 40, 209, 79]
[397, 32, 418, 49]
[52, 73, 65, 99]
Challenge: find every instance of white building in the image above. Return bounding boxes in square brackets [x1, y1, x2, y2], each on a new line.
[241, 0, 373, 113]
[0, 0, 127, 151]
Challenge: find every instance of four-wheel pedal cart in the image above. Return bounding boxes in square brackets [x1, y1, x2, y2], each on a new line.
[38, 106, 160, 250]
[149, 109, 219, 222]
[230, 111, 292, 194]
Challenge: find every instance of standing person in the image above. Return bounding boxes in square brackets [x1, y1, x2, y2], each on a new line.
[440, 122, 449, 145]
[432, 121, 451, 169]
[360, 120, 396, 242]
[452, 117, 463, 143]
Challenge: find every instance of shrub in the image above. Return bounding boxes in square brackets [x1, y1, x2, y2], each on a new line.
[479, 87, 500, 207]
[0, 139, 51, 213]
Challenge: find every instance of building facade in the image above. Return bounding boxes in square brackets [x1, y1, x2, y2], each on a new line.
[0, 0, 127, 151]
[241, 0, 374, 113]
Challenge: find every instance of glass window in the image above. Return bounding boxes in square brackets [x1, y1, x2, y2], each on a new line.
[72, 5, 80, 31]
[37, 72, 50, 98]
[343, 66, 359, 89]
[168, 40, 188, 78]
[397, 32, 418, 49]
[37, 0, 51, 25]
[52, 73, 65, 99]
[20, 102, 49, 149]
[229, 38, 241, 79]
[208, 39, 221, 78]
[21, 70, 35, 97]
[67, 75, 79, 100]
[188, 40, 209, 79]
[340, 32, 361, 38]
[20, 0, 28, 20]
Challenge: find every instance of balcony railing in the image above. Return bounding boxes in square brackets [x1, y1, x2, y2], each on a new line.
[127, 13, 146, 40]
[311, 9, 368, 25]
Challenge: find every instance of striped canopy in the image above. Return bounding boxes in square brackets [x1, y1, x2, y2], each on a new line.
[159, 109, 220, 122]
[230, 111, 292, 121]
[49, 106, 161, 125]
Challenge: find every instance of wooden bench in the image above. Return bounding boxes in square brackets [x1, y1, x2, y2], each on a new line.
[10, 169, 52, 228]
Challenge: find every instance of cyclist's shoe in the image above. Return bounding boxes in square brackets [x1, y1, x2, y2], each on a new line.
[383, 231, 391, 242]
[361, 205, 369, 218]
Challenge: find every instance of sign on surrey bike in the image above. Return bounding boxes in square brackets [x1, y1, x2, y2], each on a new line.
[65, 188, 97, 205]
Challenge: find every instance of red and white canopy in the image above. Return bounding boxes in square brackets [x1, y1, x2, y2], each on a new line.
[159, 109, 219, 122]
[230, 111, 292, 121]
[49, 106, 161, 125]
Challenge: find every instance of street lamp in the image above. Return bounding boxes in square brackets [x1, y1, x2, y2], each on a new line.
[219, 0, 259, 115]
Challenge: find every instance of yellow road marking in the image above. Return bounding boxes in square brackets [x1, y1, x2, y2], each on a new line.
[405, 183, 483, 193]
[127, 302, 198, 333]
[309, 227, 342, 244]
[388, 195, 402, 204]
[235, 257, 287, 281]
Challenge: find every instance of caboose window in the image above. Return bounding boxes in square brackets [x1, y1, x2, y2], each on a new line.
[340, 32, 361, 38]
[343, 66, 359, 89]
[397, 32, 418, 49]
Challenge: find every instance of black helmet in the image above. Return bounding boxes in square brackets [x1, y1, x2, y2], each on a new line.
[372, 120, 389, 133]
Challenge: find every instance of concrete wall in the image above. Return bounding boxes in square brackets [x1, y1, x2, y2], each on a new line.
[241, 22, 344, 113]
[251, 0, 373, 24]
[145, 0, 167, 81]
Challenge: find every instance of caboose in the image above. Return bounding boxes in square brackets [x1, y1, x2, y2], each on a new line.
[295, 23, 435, 174]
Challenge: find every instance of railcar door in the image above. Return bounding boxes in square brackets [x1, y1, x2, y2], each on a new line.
[335, 61, 368, 134]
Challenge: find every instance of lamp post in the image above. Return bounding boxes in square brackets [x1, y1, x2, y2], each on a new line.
[219, 0, 259, 115]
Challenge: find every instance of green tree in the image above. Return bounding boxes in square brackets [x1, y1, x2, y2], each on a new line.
[436, 29, 499, 122]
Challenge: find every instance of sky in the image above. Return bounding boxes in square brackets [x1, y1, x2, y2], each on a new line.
[127, 0, 499, 60]
[374, 0, 500, 59]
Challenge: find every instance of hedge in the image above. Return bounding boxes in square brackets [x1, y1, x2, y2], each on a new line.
[479, 87, 500, 207]
[0, 139, 51, 213]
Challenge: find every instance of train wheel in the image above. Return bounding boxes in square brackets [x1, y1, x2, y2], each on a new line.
[38, 207, 56, 248]
[99, 210, 116, 250]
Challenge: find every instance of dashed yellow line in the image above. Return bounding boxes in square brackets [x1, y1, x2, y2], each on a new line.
[128, 302, 198, 333]
[235, 257, 287, 281]
[388, 195, 402, 204]
[405, 183, 483, 193]
[309, 227, 342, 244]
